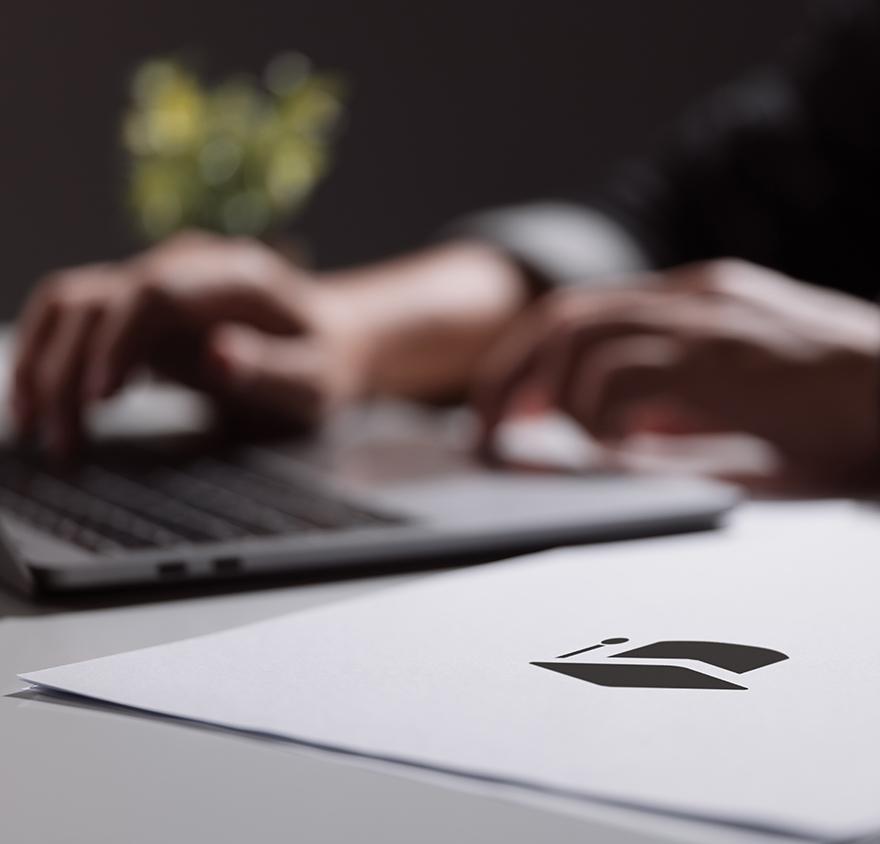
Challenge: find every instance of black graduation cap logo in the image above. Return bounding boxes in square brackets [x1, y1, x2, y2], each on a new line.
[532, 638, 788, 690]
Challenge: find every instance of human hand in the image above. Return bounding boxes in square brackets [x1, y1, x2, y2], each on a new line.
[475, 260, 880, 485]
[12, 231, 367, 454]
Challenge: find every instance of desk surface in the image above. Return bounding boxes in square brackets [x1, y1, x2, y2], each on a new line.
[1, 508, 821, 844]
[0, 326, 816, 844]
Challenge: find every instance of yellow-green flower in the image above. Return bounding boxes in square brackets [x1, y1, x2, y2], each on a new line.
[122, 53, 346, 241]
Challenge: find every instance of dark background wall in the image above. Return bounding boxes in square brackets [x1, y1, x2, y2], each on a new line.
[1, 0, 809, 318]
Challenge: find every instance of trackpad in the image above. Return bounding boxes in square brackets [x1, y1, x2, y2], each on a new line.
[372, 471, 690, 530]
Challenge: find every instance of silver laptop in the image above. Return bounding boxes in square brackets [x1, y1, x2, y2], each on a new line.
[0, 389, 737, 595]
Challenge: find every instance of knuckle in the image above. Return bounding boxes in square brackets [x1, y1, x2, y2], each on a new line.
[35, 268, 108, 310]
[133, 271, 172, 307]
[229, 234, 261, 252]
[694, 258, 752, 294]
[166, 228, 214, 249]
[37, 271, 65, 292]
[142, 230, 214, 268]
[539, 294, 582, 332]
[537, 291, 567, 318]
[37, 271, 75, 302]
[134, 272, 161, 298]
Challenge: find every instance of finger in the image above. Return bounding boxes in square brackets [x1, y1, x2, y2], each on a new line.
[11, 288, 62, 435]
[544, 294, 714, 415]
[83, 283, 164, 400]
[565, 336, 686, 441]
[473, 300, 654, 455]
[471, 311, 551, 454]
[488, 293, 691, 429]
[34, 303, 103, 456]
[534, 312, 680, 431]
[202, 324, 328, 428]
[132, 236, 305, 334]
[474, 291, 709, 455]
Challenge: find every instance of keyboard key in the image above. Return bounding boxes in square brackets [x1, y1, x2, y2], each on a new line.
[0, 448, 401, 555]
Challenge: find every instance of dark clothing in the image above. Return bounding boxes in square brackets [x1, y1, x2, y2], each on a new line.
[464, 1, 880, 300]
[598, 0, 880, 299]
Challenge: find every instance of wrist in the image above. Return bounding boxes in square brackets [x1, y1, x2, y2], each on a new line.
[314, 241, 532, 399]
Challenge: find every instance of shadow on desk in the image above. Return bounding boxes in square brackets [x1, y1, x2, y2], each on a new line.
[0, 549, 505, 619]
[0, 511, 732, 620]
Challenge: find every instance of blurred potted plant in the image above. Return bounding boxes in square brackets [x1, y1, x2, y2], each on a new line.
[121, 53, 345, 257]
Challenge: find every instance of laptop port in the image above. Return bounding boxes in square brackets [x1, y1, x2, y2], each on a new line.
[213, 556, 242, 575]
[157, 561, 187, 578]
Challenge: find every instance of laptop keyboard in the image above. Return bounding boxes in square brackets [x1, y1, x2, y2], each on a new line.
[0, 450, 400, 554]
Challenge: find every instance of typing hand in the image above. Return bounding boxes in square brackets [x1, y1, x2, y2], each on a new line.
[12, 231, 366, 454]
[474, 259, 880, 486]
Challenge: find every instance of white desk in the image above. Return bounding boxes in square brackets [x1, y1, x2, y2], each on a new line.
[2, 517, 827, 844]
[0, 328, 820, 843]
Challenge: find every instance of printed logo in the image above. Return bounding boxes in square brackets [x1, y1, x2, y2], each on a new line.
[532, 637, 788, 690]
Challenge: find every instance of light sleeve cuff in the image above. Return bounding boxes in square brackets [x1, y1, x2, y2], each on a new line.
[447, 201, 651, 289]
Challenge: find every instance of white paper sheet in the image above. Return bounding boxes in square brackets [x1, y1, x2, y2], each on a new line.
[20, 502, 880, 840]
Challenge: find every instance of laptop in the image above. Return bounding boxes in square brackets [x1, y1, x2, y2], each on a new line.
[0, 385, 737, 595]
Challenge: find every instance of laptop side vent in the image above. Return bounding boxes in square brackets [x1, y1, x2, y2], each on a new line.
[157, 561, 187, 579]
[213, 556, 242, 575]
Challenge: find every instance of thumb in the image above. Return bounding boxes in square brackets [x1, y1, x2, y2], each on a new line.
[204, 323, 328, 427]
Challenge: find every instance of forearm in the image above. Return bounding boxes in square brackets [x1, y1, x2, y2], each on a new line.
[316, 240, 533, 401]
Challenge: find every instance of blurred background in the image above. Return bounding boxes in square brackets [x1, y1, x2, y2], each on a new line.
[2, 0, 809, 319]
